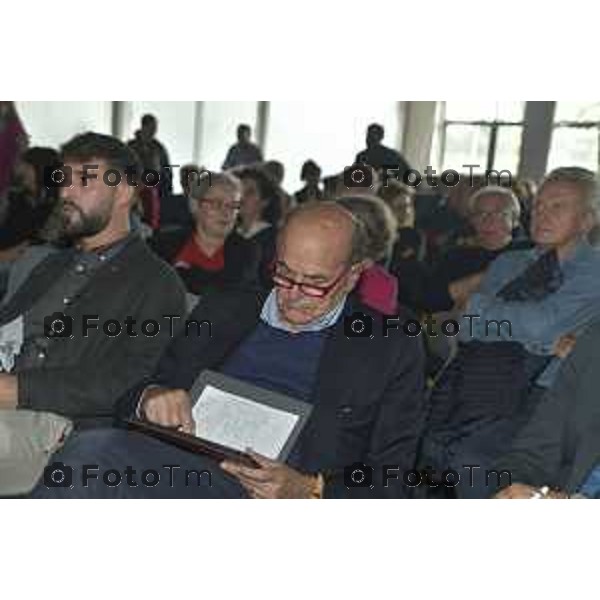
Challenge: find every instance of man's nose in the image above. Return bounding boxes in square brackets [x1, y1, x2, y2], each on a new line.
[281, 284, 304, 302]
[59, 185, 71, 200]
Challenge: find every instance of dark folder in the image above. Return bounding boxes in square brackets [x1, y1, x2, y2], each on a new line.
[126, 370, 313, 468]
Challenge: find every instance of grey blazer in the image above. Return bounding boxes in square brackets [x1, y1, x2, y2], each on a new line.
[0, 235, 187, 426]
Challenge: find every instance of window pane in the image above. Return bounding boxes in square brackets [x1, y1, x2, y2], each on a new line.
[444, 101, 525, 123]
[16, 101, 112, 147]
[493, 125, 523, 175]
[442, 124, 490, 172]
[547, 127, 598, 171]
[554, 101, 600, 123]
[201, 102, 259, 171]
[126, 101, 196, 193]
[266, 101, 399, 190]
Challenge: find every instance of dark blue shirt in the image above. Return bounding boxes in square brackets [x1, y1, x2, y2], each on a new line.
[220, 321, 329, 402]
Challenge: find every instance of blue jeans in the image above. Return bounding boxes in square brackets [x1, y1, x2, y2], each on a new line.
[578, 465, 600, 498]
[30, 428, 248, 499]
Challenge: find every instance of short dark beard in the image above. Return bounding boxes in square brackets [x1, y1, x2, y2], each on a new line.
[62, 202, 112, 241]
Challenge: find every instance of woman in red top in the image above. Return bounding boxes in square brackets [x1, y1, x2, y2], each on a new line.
[150, 172, 261, 297]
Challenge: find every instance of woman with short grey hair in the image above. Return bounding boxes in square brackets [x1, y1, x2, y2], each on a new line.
[334, 194, 399, 314]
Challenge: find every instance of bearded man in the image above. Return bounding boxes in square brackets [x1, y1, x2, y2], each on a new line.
[0, 132, 185, 428]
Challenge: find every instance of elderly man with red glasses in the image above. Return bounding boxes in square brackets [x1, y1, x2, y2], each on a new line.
[32, 203, 426, 499]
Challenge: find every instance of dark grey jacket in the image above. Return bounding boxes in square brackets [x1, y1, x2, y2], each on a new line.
[497, 320, 600, 493]
[0, 235, 186, 426]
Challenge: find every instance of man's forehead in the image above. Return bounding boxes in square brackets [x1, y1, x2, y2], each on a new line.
[276, 257, 344, 280]
[537, 181, 583, 202]
[63, 157, 110, 170]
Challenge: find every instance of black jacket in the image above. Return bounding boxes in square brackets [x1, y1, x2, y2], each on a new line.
[120, 289, 427, 498]
[150, 229, 261, 295]
[497, 320, 600, 494]
[0, 235, 186, 426]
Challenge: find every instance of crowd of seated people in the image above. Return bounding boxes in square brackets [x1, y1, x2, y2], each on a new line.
[1, 108, 600, 500]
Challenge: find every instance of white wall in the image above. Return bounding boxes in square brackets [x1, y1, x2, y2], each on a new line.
[15, 101, 584, 194]
[16, 101, 112, 148]
[199, 102, 259, 172]
[265, 101, 401, 190]
[125, 101, 197, 193]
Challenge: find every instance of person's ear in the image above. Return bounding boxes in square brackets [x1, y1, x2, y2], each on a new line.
[582, 210, 597, 234]
[344, 260, 369, 292]
[116, 178, 134, 210]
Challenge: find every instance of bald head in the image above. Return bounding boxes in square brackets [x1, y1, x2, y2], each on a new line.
[279, 202, 365, 266]
[274, 203, 367, 328]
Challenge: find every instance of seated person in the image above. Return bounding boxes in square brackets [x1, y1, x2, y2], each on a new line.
[421, 167, 600, 498]
[33, 203, 426, 499]
[493, 320, 600, 499]
[335, 195, 399, 315]
[294, 160, 324, 205]
[380, 181, 426, 263]
[395, 186, 529, 313]
[235, 166, 280, 288]
[419, 175, 487, 262]
[159, 163, 198, 230]
[261, 160, 294, 219]
[0, 168, 61, 301]
[0, 132, 186, 427]
[151, 172, 260, 296]
[13, 146, 62, 243]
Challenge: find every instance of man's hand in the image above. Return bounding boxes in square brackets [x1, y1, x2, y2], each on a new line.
[0, 374, 18, 408]
[553, 333, 577, 359]
[448, 271, 485, 309]
[221, 451, 318, 499]
[494, 484, 539, 499]
[495, 484, 569, 499]
[140, 387, 194, 434]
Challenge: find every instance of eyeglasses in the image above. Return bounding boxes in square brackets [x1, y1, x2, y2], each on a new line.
[199, 197, 241, 212]
[471, 209, 513, 221]
[271, 264, 351, 298]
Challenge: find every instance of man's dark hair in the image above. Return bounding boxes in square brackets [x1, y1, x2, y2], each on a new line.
[300, 159, 321, 181]
[368, 123, 385, 139]
[237, 123, 251, 136]
[60, 132, 141, 176]
[141, 114, 157, 127]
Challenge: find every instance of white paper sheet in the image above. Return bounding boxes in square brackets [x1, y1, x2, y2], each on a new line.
[192, 385, 300, 459]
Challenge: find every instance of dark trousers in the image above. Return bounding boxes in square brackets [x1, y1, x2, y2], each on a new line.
[30, 428, 248, 499]
[419, 387, 546, 499]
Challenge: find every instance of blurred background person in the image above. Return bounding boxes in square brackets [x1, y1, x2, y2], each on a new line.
[222, 124, 263, 170]
[236, 166, 281, 288]
[294, 159, 323, 204]
[127, 113, 172, 202]
[355, 123, 411, 178]
[335, 195, 399, 315]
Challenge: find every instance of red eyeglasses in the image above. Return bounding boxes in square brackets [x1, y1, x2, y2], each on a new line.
[271, 263, 351, 298]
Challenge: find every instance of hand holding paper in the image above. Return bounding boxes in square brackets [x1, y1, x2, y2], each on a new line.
[221, 450, 317, 499]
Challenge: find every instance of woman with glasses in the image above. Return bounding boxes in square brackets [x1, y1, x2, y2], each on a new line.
[150, 172, 260, 298]
[395, 186, 530, 314]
